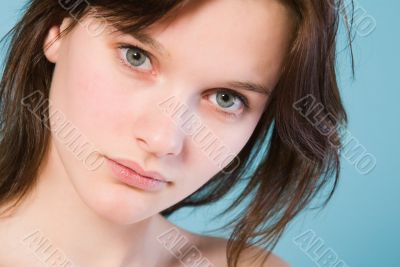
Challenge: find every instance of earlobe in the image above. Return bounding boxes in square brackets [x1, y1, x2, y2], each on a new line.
[43, 17, 74, 63]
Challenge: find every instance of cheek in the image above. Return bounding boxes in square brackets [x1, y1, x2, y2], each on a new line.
[48, 27, 136, 150]
[51, 59, 132, 152]
[215, 125, 257, 169]
[184, 118, 259, 184]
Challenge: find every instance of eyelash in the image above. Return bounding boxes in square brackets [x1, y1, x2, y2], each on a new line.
[117, 43, 155, 73]
[116, 43, 251, 119]
[207, 89, 250, 119]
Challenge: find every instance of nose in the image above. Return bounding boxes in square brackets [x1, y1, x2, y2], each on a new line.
[133, 104, 185, 158]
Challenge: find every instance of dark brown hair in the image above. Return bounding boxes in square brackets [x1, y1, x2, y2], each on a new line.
[0, 0, 354, 266]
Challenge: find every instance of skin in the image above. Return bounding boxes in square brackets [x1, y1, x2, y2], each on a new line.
[0, 0, 294, 266]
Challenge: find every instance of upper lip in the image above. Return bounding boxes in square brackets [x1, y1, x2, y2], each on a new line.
[106, 156, 170, 183]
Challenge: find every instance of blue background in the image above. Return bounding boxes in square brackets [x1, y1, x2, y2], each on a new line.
[1, 1, 398, 266]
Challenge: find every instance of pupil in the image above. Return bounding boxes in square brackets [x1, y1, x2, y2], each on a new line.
[133, 52, 141, 60]
[222, 94, 230, 101]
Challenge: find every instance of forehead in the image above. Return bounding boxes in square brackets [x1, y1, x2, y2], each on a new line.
[142, 0, 294, 87]
[72, 0, 294, 90]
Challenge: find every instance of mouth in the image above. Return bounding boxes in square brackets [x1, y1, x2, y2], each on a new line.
[105, 156, 170, 182]
[105, 157, 170, 192]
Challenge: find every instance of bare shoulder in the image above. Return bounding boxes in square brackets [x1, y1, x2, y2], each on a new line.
[157, 217, 289, 267]
[193, 234, 290, 267]
[237, 245, 291, 267]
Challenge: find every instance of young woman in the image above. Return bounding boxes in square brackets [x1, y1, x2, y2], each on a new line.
[0, 0, 353, 266]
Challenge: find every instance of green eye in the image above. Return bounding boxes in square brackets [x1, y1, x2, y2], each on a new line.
[208, 89, 248, 113]
[119, 45, 153, 72]
[126, 47, 147, 67]
[216, 91, 237, 108]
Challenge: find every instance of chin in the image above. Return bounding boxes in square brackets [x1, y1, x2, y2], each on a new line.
[77, 181, 159, 225]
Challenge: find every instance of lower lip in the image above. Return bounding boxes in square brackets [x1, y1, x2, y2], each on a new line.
[106, 158, 168, 192]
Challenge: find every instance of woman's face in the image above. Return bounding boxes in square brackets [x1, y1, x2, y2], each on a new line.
[43, 0, 294, 224]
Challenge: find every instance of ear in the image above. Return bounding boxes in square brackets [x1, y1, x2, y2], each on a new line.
[43, 17, 74, 63]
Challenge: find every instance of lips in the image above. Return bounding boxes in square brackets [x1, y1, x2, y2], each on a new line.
[105, 156, 170, 183]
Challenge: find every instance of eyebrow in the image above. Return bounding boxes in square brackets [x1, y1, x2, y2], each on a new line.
[127, 32, 271, 96]
[225, 81, 271, 96]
